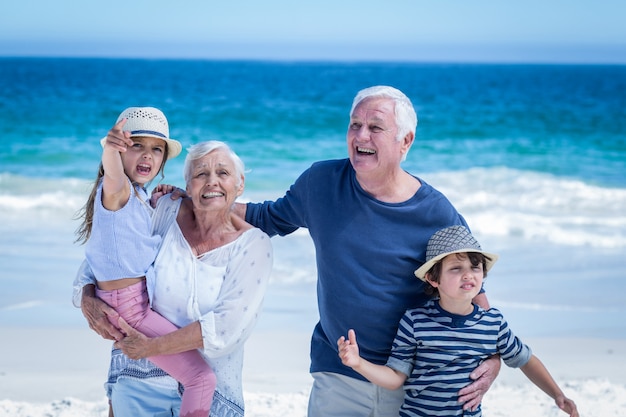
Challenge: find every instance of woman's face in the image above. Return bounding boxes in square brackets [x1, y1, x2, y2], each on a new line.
[186, 149, 244, 213]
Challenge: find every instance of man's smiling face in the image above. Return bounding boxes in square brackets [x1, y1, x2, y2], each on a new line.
[346, 97, 404, 177]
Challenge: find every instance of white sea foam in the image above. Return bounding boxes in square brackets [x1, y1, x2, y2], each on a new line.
[0, 167, 624, 337]
[1, 379, 625, 417]
[0, 301, 43, 311]
[426, 167, 626, 248]
[1, 167, 624, 248]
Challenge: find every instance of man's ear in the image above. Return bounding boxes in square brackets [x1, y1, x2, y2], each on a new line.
[401, 131, 414, 154]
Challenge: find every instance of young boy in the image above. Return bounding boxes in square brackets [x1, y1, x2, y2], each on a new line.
[337, 225, 578, 416]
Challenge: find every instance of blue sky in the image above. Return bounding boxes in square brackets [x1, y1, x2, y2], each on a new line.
[2, 0, 625, 63]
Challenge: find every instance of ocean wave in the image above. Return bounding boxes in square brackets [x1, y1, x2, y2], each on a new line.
[1, 168, 625, 248]
[0, 173, 89, 216]
[425, 167, 626, 248]
[490, 299, 622, 313]
[0, 301, 43, 311]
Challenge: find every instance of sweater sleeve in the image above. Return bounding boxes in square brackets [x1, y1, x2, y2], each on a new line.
[245, 166, 314, 236]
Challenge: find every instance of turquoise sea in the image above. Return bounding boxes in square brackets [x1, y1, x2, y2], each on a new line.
[0, 58, 624, 340]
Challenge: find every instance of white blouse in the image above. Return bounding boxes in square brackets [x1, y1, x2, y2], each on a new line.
[149, 197, 273, 403]
[73, 196, 273, 415]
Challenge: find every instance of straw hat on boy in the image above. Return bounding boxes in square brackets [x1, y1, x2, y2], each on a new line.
[414, 225, 499, 281]
[101, 107, 182, 160]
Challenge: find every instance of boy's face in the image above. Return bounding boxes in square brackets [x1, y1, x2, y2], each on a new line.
[428, 253, 484, 304]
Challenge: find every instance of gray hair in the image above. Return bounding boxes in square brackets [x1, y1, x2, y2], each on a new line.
[350, 86, 418, 157]
[183, 141, 245, 186]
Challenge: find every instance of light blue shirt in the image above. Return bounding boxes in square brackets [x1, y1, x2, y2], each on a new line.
[85, 179, 160, 285]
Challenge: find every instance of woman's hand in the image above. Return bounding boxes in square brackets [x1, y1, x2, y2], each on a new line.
[114, 317, 156, 360]
[81, 284, 124, 341]
[457, 355, 501, 411]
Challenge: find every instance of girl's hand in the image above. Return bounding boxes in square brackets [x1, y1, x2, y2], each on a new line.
[103, 118, 133, 152]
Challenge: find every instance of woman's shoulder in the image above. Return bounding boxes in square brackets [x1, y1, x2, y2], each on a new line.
[239, 226, 272, 244]
[234, 227, 273, 257]
[230, 211, 271, 240]
[152, 194, 183, 235]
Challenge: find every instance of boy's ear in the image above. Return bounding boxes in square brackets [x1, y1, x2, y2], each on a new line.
[425, 273, 438, 287]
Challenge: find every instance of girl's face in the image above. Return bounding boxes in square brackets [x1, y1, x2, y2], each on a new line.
[428, 253, 484, 306]
[186, 149, 244, 214]
[120, 136, 166, 186]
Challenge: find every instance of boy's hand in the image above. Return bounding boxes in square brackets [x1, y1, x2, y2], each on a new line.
[337, 329, 361, 368]
[556, 395, 579, 417]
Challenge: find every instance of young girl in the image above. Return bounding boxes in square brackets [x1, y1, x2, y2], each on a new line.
[337, 225, 579, 417]
[76, 107, 216, 417]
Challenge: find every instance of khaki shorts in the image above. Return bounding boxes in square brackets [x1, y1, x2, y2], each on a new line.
[307, 371, 404, 417]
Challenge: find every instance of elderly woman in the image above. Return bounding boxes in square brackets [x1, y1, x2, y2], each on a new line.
[74, 141, 273, 416]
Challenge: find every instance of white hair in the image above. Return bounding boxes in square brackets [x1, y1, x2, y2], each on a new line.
[183, 141, 245, 186]
[350, 85, 418, 148]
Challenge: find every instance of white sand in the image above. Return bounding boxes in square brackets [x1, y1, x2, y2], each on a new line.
[1, 326, 626, 416]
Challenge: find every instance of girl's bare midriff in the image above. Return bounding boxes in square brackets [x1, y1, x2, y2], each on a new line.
[96, 277, 145, 291]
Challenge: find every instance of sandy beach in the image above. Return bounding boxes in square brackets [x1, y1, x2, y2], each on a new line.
[1, 224, 625, 417]
[1, 325, 625, 416]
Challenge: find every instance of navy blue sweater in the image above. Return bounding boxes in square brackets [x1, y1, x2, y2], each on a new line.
[246, 159, 468, 380]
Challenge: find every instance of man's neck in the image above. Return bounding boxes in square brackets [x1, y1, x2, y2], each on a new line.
[357, 170, 421, 203]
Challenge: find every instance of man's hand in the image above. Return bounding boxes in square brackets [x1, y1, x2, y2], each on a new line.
[81, 284, 124, 341]
[232, 202, 247, 219]
[114, 317, 154, 360]
[458, 355, 501, 411]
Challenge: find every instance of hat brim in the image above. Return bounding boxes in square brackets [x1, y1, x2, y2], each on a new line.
[414, 249, 499, 282]
[100, 135, 182, 160]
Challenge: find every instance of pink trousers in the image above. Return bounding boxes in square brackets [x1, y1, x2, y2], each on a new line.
[97, 280, 216, 417]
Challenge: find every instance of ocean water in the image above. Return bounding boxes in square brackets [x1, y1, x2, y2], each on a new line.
[0, 58, 624, 341]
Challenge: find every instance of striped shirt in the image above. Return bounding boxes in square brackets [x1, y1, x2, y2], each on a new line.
[386, 299, 531, 417]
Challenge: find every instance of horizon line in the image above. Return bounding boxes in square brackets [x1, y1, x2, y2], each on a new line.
[2, 40, 625, 65]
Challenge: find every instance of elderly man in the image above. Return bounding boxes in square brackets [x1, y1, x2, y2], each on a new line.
[239, 85, 500, 416]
